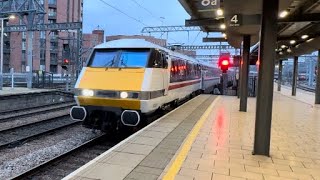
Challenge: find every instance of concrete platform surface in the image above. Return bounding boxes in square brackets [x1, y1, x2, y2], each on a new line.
[64, 88, 320, 180]
[0, 87, 53, 96]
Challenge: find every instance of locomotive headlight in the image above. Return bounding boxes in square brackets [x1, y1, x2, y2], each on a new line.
[82, 89, 94, 97]
[120, 92, 128, 99]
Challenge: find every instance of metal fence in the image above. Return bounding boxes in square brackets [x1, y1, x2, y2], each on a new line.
[2, 71, 70, 89]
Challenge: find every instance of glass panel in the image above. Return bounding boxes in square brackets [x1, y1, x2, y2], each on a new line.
[88, 50, 118, 67]
[119, 50, 149, 68]
[88, 49, 150, 68]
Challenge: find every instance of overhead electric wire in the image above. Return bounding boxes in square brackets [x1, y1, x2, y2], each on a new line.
[130, 0, 162, 23]
[192, 31, 201, 45]
[97, 0, 178, 43]
[98, 0, 148, 26]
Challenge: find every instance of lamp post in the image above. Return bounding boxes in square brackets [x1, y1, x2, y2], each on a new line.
[0, 15, 15, 90]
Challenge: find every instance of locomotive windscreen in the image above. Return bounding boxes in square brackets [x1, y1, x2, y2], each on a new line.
[88, 49, 150, 68]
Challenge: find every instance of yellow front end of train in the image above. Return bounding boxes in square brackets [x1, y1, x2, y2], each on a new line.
[76, 67, 144, 110]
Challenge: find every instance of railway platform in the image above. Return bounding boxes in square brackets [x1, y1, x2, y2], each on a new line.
[64, 88, 320, 180]
[0, 87, 54, 96]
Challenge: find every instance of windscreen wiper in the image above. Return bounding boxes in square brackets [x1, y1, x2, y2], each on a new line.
[104, 57, 115, 70]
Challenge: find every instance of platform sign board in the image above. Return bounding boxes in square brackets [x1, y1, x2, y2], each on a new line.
[230, 14, 242, 27]
[197, 0, 220, 12]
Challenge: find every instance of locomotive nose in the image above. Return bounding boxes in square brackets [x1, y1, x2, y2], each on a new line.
[70, 106, 87, 121]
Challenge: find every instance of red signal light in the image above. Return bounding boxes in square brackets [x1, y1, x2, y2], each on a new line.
[221, 60, 229, 66]
[63, 59, 69, 64]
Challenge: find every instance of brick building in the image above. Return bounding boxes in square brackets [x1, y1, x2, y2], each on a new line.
[82, 28, 105, 63]
[5, 0, 82, 74]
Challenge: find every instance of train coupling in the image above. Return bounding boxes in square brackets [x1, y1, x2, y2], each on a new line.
[70, 106, 87, 121]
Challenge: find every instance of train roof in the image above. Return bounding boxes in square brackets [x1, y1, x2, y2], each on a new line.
[94, 39, 215, 68]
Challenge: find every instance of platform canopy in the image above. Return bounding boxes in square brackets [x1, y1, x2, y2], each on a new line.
[179, 0, 320, 59]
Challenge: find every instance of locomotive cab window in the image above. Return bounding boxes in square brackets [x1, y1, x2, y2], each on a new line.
[88, 50, 118, 67]
[88, 48, 150, 68]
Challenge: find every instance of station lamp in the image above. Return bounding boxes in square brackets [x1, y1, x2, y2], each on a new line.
[290, 40, 296, 44]
[279, 10, 289, 18]
[222, 33, 227, 38]
[220, 24, 226, 30]
[216, 8, 224, 16]
[306, 38, 314, 42]
[301, 35, 309, 39]
[287, 48, 292, 53]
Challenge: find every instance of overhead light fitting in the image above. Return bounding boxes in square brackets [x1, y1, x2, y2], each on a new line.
[290, 40, 296, 44]
[281, 45, 286, 49]
[279, 52, 283, 55]
[279, 10, 289, 18]
[295, 44, 300, 48]
[9, 15, 15, 20]
[222, 33, 227, 38]
[306, 38, 314, 42]
[301, 35, 309, 39]
[287, 48, 292, 53]
[216, 9, 224, 16]
[220, 24, 226, 29]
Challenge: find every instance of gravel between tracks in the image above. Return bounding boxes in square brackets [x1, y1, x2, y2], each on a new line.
[0, 109, 69, 131]
[0, 125, 103, 179]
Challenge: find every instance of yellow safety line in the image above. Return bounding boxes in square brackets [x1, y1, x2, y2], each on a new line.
[162, 96, 221, 180]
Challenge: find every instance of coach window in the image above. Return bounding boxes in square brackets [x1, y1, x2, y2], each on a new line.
[149, 49, 163, 68]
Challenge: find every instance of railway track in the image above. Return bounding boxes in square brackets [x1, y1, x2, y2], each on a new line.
[0, 115, 81, 149]
[0, 102, 75, 122]
[6, 96, 193, 179]
[11, 134, 119, 180]
[297, 84, 315, 92]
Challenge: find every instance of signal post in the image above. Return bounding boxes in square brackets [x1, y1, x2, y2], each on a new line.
[61, 59, 70, 92]
[218, 54, 230, 95]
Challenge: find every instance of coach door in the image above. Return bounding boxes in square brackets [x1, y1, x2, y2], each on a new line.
[161, 52, 169, 95]
[200, 65, 205, 90]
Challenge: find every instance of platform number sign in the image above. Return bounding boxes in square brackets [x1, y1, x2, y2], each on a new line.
[197, 0, 220, 11]
[201, 0, 217, 6]
[230, 14, 241, 27]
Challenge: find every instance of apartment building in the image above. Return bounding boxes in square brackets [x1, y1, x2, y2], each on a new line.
[5, 0, 82, 74]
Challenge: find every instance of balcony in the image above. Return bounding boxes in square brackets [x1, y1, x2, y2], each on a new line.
[48, 12, 57, 20]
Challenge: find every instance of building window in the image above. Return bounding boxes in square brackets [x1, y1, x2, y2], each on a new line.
[48, 0, 57, 5]
[50, 42, 58, 50]
[22, 51, 26, 62]
[40, 31, 46, 39]
[48, 8, 57, 16]
[22, 32, 26, 39]
[48, 19, 56, 24]
[50, 65, 57, 73]
[22, 41, 26, 50]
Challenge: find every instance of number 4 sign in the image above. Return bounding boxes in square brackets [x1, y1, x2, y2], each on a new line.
[230, 14, 242, 27]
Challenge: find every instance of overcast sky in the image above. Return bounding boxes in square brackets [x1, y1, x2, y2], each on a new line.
[82, 0, 221, 46]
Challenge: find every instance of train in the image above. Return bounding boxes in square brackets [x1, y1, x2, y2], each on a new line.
[70, 39, 221, 132]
